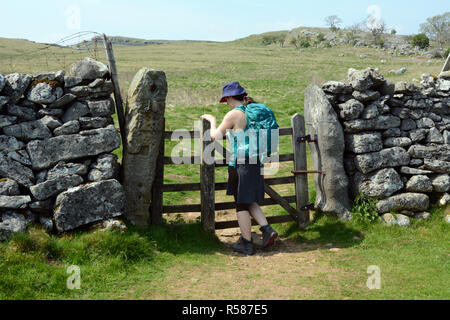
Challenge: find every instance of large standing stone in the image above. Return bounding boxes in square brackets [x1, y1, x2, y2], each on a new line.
[122, 68, 168, 226]
[26, 125, 120, 170]
[54, 179, 125, 232]
[69, 57, 109, 81]
[351, 168, 403, 199]
[376, 193, 429, 213]
[304, 85, 351, 220]
[30, 174, 83, 201]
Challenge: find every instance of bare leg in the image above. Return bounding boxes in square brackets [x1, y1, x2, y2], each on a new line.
[236, 210, 252, 241]
[248, 202, 268, 227]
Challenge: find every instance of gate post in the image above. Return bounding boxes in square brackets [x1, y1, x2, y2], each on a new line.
[200, 119, 215, 233]
[291, 114, 310, 228]
[150, 118, 165, 225]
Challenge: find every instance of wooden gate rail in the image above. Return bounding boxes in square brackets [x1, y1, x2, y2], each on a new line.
[163, 196, 297, 214]
[150, 113, 310, 233]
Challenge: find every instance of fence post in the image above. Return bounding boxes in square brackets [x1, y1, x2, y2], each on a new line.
[150, 118, 165, 225]
[291, 113, 310, 228]
[102, 34, 126, 148]
[200, 118, 215, 233]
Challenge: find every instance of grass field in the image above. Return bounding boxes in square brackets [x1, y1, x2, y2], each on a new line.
[0, 34, 449, 300]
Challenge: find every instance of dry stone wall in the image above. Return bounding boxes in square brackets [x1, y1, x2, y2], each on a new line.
[0, 58, 125, 240]
[321, 67, 450, 223]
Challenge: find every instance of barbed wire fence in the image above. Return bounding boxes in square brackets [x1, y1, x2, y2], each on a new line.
[0, 31, 108, 75]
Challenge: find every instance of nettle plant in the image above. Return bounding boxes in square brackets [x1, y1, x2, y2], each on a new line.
[352, 193, 380, 224]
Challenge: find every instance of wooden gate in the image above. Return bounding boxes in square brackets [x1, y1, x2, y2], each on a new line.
[150, 113, 315, 233]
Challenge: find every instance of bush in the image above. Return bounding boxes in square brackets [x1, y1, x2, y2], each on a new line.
[351, 194, 379, 224]
[374, 37, 385, 48]
[262, 35, 277, 45]
[412, 33, 430, 49]
[317, 33, 326, 42]
[300, 41, 310, 48]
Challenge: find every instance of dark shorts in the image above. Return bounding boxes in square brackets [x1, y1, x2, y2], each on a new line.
[226, 163, 265, 211]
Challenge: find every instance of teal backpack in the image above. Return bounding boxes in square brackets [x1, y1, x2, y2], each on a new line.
[232, 103, 279, 165]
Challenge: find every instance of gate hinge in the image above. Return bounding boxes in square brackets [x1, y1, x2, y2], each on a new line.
[297, 135, 317, 144]
[300, 203, 316, 211]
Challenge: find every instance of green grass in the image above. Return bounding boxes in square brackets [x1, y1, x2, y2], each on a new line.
[1, 205, 448, 299]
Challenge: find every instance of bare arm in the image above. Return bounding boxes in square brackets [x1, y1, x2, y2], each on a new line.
[201, 110, 240, 141]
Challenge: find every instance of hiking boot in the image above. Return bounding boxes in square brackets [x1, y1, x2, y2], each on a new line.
[260, 225, 278, 249]
[232, 236, 255, 255]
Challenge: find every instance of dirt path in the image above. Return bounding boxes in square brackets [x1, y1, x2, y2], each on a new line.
[143, 225, 351, 300]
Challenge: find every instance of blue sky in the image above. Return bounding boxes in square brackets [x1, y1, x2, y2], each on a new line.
[2, 0, 449, 43]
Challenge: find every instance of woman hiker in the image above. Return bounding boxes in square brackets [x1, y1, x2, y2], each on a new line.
[201, 81, 278, 255]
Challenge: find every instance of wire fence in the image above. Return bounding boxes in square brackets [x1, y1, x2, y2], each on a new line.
[0, 31, 108, 74]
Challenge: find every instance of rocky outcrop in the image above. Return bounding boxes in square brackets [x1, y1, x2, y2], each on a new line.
[122, 68, 168, 226]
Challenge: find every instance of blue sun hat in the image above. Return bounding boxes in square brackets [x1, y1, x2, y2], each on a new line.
[220, 81, 247, 103]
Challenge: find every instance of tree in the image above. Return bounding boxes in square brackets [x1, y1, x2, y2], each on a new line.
[391, 29, 397, 35]
[412, 33, 430, 49]
[365, 16, 386, 44]
[325, 15, 343, 32]
[419, 12, 450, 49]
[344, 22, 362, 44]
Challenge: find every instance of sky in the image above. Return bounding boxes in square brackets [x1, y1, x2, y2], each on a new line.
[1, 0, 449, 44]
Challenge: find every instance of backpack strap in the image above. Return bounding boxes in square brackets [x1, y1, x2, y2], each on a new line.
[234, 105, 246, 113]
